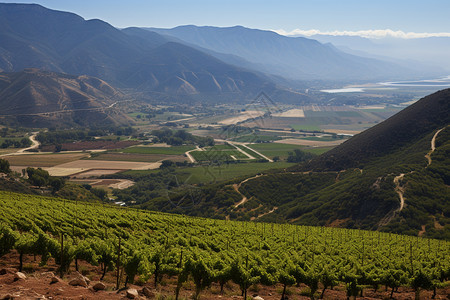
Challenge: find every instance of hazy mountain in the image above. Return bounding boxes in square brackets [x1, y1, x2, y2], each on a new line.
[147, 25, 413, 81]
[306, 34, 450, 73]
[0, 3, 310, 103]
[0, 69, 133, 128]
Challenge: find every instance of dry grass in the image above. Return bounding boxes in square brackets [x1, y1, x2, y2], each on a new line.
[273, 109, 305, 118]
[219, 110, 265, 125]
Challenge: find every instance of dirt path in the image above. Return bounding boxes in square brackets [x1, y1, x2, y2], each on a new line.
[393, 173, 406, 211]
[425, 127, 446, 166]
[185, 146, 202, 163]
[254, 206, 278, 219]
[233, 174, 264, 208]
[0, 132, 40, 157]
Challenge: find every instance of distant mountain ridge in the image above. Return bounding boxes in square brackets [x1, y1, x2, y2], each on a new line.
[0, 3, 311, 103]
[0, 69, 133, 128]
[147, 25, 413, 80]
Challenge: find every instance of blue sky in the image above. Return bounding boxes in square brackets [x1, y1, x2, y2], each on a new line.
[2, 0, 449, 36]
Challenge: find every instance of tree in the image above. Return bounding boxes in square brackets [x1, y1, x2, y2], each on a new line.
[0, 158, 10, 174]
[26, 167, 50, 188]
[91, 188, 107, 200]
[50, 177, 65, 193]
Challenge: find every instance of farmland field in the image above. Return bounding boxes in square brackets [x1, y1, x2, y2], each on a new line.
[248, 143, 332, 158]
[121, 145, 195, 155]
[3, 153, 89, 167]
[190, 148, 248, 161]
[87, 152, 187, 163]
[50, 159, 161, 171]
[274, 138, 346, 147]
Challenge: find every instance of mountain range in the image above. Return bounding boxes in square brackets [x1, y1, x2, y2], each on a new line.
[304, 34, 450, 73]
[0, 2, 430, 108]
[0, 3, 311, 104]
[147, 25, 415, 81]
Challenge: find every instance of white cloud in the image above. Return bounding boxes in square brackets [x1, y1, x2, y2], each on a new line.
[272, 28, 450, 39]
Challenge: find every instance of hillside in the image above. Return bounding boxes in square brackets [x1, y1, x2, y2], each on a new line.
[0, 3, 310, 103]
[148, 25, 412, 81]
[300, 89, 450, 171]
[0, 69, 133, 127]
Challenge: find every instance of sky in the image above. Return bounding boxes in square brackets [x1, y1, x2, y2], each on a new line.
[2, 0, 450, 38]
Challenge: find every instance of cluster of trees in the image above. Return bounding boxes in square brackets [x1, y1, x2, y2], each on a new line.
[0, 158, 11, 173]
[36, 127, 135, 145]
[1, 138, 31, 149]
[286, 149, 315, 163]
[151, 128, 214, 147]
[25, 167, 65, 193]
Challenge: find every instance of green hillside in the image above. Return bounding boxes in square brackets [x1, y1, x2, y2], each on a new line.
[0, 191, 449, 299]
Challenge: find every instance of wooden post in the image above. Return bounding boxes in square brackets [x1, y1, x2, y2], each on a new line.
[116, 236, 121, 290]
[60, 233, 64, 278]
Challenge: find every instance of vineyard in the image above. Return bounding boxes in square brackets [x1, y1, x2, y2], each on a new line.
[0, 190, 449, 299]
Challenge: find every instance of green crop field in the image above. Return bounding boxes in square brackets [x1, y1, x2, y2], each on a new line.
[0, 190, 448, 299]
[290, 124, 322, 131]
[248, 143, 332, 158]
[190, 149, 248, 162]
[121, 145, 195, 155]
[231, 134, 281, 143]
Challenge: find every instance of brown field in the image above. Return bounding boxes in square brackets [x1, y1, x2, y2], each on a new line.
[40, 140, 139, 152]
[3, 153, 89, 167]
[69, 169, 124, 178]
[219, 110, 265, 125]
[273, 108, 305, 117]
[89, 152, 187, 163]
[53, 159, 161, 171]
[71, 178, 135, 189]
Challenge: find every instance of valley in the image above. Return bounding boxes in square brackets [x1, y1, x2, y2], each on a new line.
[0, 2, 448, 299]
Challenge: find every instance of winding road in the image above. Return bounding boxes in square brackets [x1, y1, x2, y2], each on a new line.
[0, 132, 40, 157]
[425, 127, 445, 166]
[380, 126, 447, 226]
